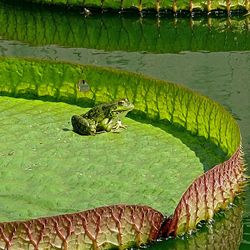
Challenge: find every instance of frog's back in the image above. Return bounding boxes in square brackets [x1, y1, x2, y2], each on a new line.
[82, 103, 113, 121]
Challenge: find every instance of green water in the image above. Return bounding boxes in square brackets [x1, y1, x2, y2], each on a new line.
[0, 1, 250, 249]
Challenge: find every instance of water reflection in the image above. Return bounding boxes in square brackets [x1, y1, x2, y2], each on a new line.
[149, 202, 243, 250]
[0, 1, 249, 53]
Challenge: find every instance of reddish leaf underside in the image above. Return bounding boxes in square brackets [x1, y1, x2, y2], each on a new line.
[0, 205, 164, 249]
[161, 146, 246, 237]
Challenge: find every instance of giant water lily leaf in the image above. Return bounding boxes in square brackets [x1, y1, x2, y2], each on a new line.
[0, 1, 249, 53]
[0, 57, 245, 249]
[7, 0, 249, 12]
[0, 58, 240, 155]
[0, 95, 209, 221]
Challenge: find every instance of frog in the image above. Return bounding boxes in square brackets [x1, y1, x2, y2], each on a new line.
[71, 98, 134, 135]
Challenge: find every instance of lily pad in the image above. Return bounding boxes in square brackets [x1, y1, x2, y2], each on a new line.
[0, 57, 243, 248]
[0, 95, 224, 221]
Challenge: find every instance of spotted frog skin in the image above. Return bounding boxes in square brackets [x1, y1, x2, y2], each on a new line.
[71, 98, 134, 135]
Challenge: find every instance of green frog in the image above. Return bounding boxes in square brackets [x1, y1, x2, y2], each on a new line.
[71, 98, 134, 135]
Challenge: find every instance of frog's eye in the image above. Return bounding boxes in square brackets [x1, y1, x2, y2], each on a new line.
[118, 100, 125, 105]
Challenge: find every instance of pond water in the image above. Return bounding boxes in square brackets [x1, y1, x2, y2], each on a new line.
[0, 1, 250, 249]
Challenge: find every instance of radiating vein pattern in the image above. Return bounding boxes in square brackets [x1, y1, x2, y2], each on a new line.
[0, 205, 163, 249]
[21, 0, 250, 13]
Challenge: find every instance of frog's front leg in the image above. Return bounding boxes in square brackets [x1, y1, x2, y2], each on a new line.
[111, 120, 127, 132]
[108, 119, 127, 133]
[71, 115, 96, 135]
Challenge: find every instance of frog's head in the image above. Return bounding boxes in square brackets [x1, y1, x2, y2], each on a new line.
[111, 98, 134, 117]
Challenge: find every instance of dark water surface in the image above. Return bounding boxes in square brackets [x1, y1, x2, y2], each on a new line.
[0, 3, 249, 248]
